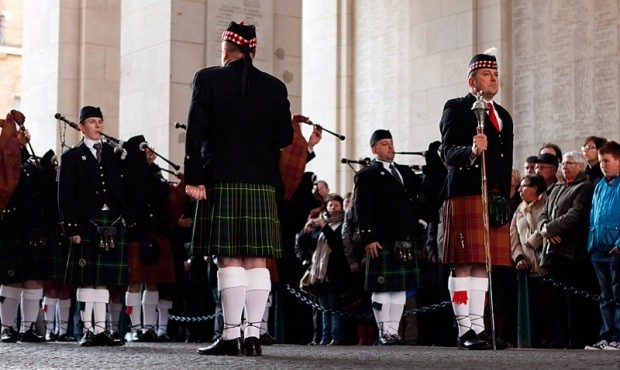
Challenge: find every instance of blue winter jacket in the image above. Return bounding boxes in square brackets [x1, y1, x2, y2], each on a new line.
[588, 177, 620, 253]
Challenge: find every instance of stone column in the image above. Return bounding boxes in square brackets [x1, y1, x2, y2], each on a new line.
[21, 0, 120, 155]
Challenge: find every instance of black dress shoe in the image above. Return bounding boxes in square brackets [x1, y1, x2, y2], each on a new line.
[79, 331, 96, 347]
[57, 333, 77, 342]
[478, 332, 511, 350]
[20, 323, 46, 343]
[45, 331, 57, 342]
[157, 333, 171, 342]
[197, 337, 242, 356]
[378, 334, 396, 345]
[259, 332, 276, 345]
[138, 328, 159, 342]
[457, 330, 487, 350]
[107, 331, 125, 346]
[243, 336, 262, 356]
[390, 333, 406, 345]
[1, 327, 18, 343]
[125, 329, 142, 342]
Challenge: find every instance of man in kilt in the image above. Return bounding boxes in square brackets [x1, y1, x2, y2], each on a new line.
[0, 116, 50, 343]
[184, 21, 293, 356]
[122, 135, 176, 342]
[39, 150, 77, 342]
[354, 129, 422, 345]
[439, 48, 513, 349]
[58, 106, 127, 346]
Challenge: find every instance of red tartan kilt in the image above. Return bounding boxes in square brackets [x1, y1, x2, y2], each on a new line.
[442, 195, 511, 266]
[127, 234, 176, 284]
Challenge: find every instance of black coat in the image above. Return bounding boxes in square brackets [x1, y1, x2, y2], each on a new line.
[123, 145, 170, 242]
[184, 60, 293, 187]
[354, 161, 421, 247]
[440, 93, 514, 199]
[58, 142, 126, 237]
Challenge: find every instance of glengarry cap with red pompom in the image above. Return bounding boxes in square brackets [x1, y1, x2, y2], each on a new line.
[222, 21, 257, 50]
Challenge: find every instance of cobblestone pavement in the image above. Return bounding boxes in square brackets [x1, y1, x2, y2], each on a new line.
[1, 341, 618, 369]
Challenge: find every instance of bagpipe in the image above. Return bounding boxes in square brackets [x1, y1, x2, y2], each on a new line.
[176, 115, 346, 201]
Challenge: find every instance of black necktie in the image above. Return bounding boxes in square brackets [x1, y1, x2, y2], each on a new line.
[389, 164, 403, 185]
[93, 143, 102, 163]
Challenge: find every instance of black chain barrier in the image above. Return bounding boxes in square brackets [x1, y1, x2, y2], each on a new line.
[170, 311, 222, 323]
[284, 284, 452, 319]
[169, 272, 618, 323]
[529, 271, 620, 305]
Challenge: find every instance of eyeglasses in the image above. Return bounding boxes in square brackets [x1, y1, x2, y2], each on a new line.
[560, 161, 579, 166]
[581, 145, 596, 151]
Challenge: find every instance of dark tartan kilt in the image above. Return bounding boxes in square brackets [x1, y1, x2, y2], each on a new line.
[192, 183, 282, 258]
[41, 224, 70, 281]
[0, 216, 64, 282]
[127, 231, 176, 284]
[441, 195, 511, 266]
[364, 241, 421, 292]
[0, 217, 24, 283]
[64, 211, 128, 286]
[22, 224, 67, 281]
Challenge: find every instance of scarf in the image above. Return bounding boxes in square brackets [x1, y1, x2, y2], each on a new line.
[308, 211, 344, 284]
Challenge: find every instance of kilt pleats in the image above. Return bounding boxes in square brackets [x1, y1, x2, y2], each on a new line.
[192, 183, 282, 258]
[442, 195, 511, 266]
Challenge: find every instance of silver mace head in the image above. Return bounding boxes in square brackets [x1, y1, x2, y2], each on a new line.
[471, 90, 488, 128]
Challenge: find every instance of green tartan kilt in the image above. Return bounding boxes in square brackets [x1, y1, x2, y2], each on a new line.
[364, 241, 421, 292]
[191, 183, 282, 259]
[64, 211, 128, 286]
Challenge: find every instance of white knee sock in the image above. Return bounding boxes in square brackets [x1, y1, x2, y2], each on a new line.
[469, 277, 488, 335]
[217, 266, 247, 340]
[42, 296, 58, 334]
[0, 285, 23, 330]
[125, 291, 142, 330]
[371, 292, 391, 335]
[387, 291, 406, 335]
[244, 268, 271, 339]
[157, 299, 173, 336]
[93, 288, 109, 334]
[20, 288, 43, 332]
[76, 288, 95, 333]
[57, 298, 71, 335]
[260, 294, 272, 335]
[108, 302, 122, 334]
[142, 290, 159, 331]
[449, 276, 471, 337]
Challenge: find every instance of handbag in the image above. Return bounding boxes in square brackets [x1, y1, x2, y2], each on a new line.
[488, 194, 510, 226]
[139, 239, 161, 265]
[299, 267, 317, 296]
